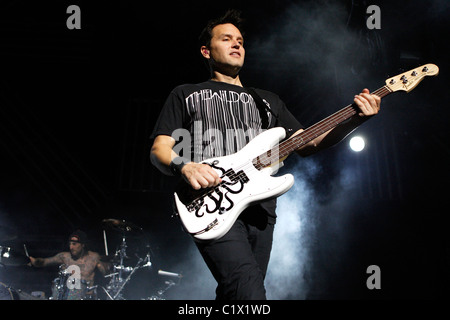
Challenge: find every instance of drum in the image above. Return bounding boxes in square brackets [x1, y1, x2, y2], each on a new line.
[0, 245, 28, 266]
[50, 277, 65, 300]
[0, 282, 19, 300]
[50, 275, 97, 300]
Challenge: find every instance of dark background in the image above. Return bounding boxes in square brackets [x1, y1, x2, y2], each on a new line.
[0, 0, 449, 300]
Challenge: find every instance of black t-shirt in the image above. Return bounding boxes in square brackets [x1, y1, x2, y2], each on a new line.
[150, 80, 303, 223]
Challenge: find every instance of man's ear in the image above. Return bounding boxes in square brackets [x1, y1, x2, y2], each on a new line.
[200, 46, 210, 59]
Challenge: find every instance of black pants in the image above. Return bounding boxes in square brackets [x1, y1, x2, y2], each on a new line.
[195, 206, 274, 300]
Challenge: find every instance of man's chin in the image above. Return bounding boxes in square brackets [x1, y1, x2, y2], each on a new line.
[229, 61, 244, 70]
[71, 252, 79, 259]
[213, 61, 243, 76]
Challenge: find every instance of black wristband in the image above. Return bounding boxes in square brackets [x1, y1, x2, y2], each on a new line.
[169, 157, 190, 176]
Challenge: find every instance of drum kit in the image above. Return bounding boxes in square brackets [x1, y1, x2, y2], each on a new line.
[0, 219, 183, 300]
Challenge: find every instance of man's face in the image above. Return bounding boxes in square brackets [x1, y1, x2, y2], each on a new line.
[203, 23, 245, 75]
[69, 238, 84, 259]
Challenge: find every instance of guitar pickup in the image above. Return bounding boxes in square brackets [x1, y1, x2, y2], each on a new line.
[224, 169, 249, 184]
[236, 170, 249, 184]
[187, 198, 203, 212]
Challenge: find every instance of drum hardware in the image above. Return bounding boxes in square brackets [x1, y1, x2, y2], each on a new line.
[50, 264, 69, 300]
[99, 219, 152, 300]
[0, 225, 17, 242]
[100, 254, 152, 300]
[144, 269, 183, 300]
[145, 280, 176, 300]
[158, 269, 183, 278]
[0, 245, 29, 266]
[1, 282, 46, 300]
[99, 285, 114, 300]
[158, 280, 176, 295]
[112, 256, 144, 300]
[50, 265, 97, 300]
[39, 218, 183, 300]
[0, 281, 17, 300]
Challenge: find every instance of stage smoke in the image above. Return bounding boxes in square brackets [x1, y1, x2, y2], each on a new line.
[246, 0, 385, 115]
[162, 242, 216, 300]
[264, 149, 363, 299]
[265, 158, 320, 299]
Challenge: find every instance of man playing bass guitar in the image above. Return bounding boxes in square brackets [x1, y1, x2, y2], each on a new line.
[150, 10, 380, 300]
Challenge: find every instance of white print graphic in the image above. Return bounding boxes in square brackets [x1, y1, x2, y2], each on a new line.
[183, 89, 272, 162]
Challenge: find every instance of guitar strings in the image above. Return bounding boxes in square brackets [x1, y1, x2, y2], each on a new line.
[231, 86, 390, 174]
[188, 86, 391, 204]
[253, 86, 391, 170]
[191, 86, 390, 203]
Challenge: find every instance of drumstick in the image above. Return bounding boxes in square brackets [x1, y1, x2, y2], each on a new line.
[23, 244, 29, 257]
[103, 230, 109, 256]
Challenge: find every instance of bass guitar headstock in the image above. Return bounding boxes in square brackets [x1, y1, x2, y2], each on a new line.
[385, 63, 439, 93]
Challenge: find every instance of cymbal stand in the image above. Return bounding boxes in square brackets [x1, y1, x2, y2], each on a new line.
[146, 270, 181, 300]
[146, 280, 177, 300]
[52, 265, 69, 300]
[103, 235, 128, 300]
[112, 257, 141, 300]
[112, 251, 152, 300]
[156, 280, 176, 298]
[99, 285, 114, 300]
[103, 237, 152, 300]
[118, 235, 127, 281]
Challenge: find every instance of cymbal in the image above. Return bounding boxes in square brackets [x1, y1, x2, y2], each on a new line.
[0, 225, 17, 242]
[0, 246, 28, 266]
[102, 219, 142, 233]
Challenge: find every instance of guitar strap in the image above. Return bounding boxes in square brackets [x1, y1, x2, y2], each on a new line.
[245, 87, 278, 129]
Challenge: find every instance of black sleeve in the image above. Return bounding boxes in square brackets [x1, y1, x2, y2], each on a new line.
[149, 90, 186, 141]
[275, 100, 304, 137]
[256, 88, 304, 136]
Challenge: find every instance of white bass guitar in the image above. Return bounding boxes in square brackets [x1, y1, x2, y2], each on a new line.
[174, 64, 439, 241]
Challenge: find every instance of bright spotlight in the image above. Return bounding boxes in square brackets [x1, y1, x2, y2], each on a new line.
[349, 136, 365, 152]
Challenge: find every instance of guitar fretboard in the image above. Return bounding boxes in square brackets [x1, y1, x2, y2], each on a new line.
[253, 86, 392, 169]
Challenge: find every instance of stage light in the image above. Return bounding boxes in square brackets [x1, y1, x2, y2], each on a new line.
[349, 136, 365, 152]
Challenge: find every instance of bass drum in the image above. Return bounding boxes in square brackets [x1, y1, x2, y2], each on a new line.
[51, 277, 96, 300]
[0, 282, 19, 300]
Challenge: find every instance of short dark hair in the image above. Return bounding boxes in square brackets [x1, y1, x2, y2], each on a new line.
[198, 9, 245, 48]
